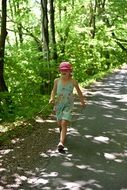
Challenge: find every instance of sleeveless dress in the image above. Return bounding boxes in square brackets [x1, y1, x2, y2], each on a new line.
[55, 78, 74, 121]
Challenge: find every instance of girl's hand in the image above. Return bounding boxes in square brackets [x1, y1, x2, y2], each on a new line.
[49, 99, 55, 104]
[80, 99, 86, 108]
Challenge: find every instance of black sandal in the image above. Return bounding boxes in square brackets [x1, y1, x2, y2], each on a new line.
[57, 142, 64, 151]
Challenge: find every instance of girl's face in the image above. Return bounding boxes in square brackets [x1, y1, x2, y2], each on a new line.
[60, 70, 71, 78]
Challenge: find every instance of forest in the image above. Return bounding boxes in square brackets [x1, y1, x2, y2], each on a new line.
[0, 0, 127, 130]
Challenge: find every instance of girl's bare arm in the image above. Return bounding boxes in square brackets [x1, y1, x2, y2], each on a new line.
[73, 79, 85, 106]
[49, 79, 58, 104]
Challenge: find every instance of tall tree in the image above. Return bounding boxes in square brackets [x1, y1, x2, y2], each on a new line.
[0, 0, 8, 92]
[89, 0, 97, 39]
[8, 0, 18, 45]
[41, 0, 49, 60]
[49, 0, 57, 60]
[16, 1, 23, 44]
[8, 0, 28, 45]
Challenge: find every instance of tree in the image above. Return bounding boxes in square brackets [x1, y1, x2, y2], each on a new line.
[11, 0, 24, 44]
[89, 0, 97, 39]
[41, 0, 49, 60]
[0, 0, 8, 92]
[49, 0, 57, 60]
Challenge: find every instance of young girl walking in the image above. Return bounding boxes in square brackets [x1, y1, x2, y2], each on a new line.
[49, 62, 85, 151]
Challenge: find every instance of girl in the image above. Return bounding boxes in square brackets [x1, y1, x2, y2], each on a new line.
[49, 62, 85, 151]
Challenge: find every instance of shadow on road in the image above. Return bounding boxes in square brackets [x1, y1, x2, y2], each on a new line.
[0, 66, 127, 190]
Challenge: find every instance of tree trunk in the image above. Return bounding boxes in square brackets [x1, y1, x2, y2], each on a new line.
[49, 0, 57, 60]
[0, 0, 8, 92]
[41, 0, 50, 60]
[58, 0, 62, 23]
[16, 2, 23, 44]
[40, 0, 52, 94]
[97, 0, 106, 22]
[8, 0, 18, 45]
[89, 0, 97, 39]
[57, 4, 70, 54]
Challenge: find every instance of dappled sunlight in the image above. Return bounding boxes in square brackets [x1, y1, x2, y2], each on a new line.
[5, 174, 27, 189]
[98, 100, 118, 109]
[62, 161, 74, 167]
[0, 66, 127, 189]
[27, 176, 50, 188]
[85, 135, 93, 139]
[40, 171, 58, 178]
[27, 177, 49, 186]
[40, 152, 49, 158]
[35, 116, 56, 123]
[81, 70, 127, 138]
[103, 114, 112, 118]
[117, 95, 127, 103]
[41, 149, 59, 158]
[45, 119, 56, 123]
[85, 166, 105, 175]
[84, 134, 112, 144]
[48, 127, 59, 134]
[0, 167, 6, 172]
[58, 179, 102, 190]
[0, 125, 9, 132]
[76, 164, 88, 169]
[115, 117, 127, 121]
[88, 91, 123, 98]
[93, 136, 110, 144]
[67, 127, 80, 136]
[104, 153, 116, 161]
[85, 69, 127, 119]
[0, 149, 13, 155]
[11, 138, 24, 144]
[74, 101, 81, 106]
[85, 116, 97, 120]
[35, 117, 44, 123]
[104, 152, 124, 163]
[40, 148, 73, 159]
[1, 169, 51, 189]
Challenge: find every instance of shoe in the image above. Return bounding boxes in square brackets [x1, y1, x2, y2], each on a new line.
[57, 142, 64, 151]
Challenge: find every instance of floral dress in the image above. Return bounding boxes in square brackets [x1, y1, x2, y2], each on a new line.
[55, 79, 74, 121]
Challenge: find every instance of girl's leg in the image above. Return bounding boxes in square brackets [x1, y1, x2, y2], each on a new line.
[60, 120, 69, 145]
[57, 120, 62, 133]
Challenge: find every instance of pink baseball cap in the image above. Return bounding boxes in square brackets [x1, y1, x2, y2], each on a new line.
[59, 62, 72, 72]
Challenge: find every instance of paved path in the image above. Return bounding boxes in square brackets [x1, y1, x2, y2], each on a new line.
[0, 65, 127, 190]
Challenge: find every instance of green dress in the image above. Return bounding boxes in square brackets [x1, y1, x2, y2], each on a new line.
[55, 78, 74, 121]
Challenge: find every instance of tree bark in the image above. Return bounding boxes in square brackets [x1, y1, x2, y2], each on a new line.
[41, 0, 49, 60]
[16, 2, 23, 44]
[8, 0, 19, 45]
[89, 0, 97, 39]
[0, 0, 8, 92]
[49, 0, 57, 60]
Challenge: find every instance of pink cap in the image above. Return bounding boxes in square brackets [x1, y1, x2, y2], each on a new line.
[59, 62, 72, 72]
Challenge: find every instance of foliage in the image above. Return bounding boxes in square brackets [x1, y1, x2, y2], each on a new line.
[0, 42, 54, 122]
[1, 0, 127, 126]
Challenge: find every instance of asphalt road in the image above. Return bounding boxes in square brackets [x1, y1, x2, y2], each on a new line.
[0, 65, 127, 190]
